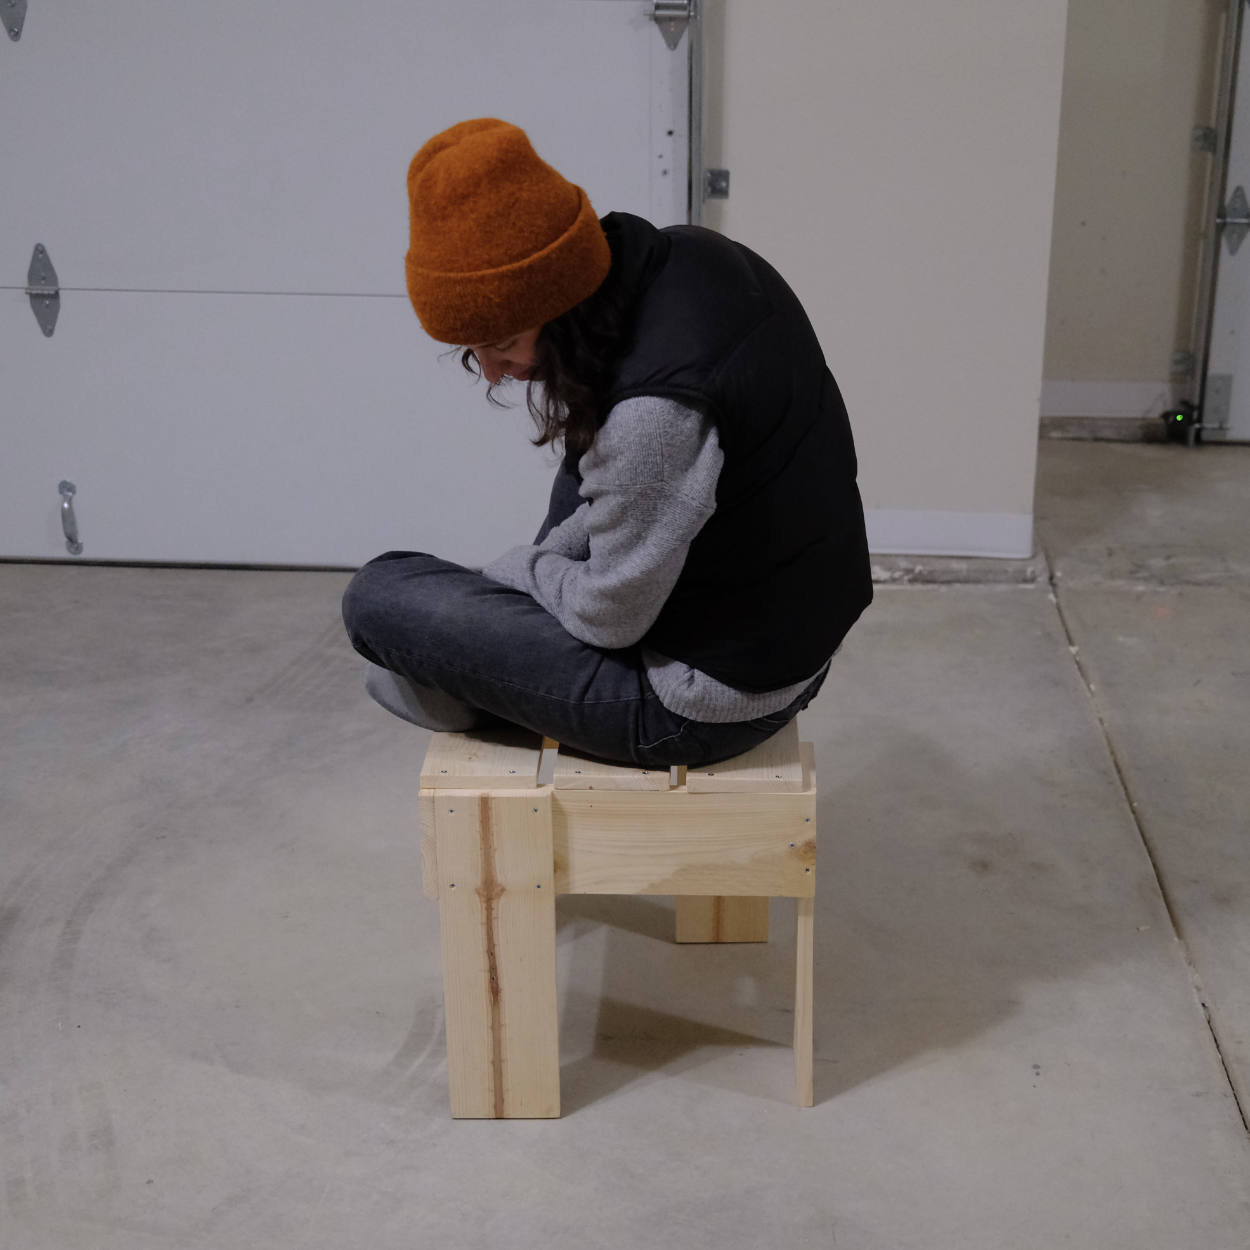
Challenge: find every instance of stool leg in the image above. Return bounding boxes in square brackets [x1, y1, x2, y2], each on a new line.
[435, 791, 559, 1118]
[794, 895, 815, 1107]
[675, 896, 770, 942]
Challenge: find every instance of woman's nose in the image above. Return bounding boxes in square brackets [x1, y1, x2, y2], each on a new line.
[478, 352, 506, 384]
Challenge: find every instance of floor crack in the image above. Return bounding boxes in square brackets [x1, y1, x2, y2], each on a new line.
[1043, 545, 1250, 1138]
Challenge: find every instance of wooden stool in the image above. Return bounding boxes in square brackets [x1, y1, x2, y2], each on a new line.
[419, 720, 818, 1118]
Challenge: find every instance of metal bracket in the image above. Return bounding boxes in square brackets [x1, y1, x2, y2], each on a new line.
[1218, 185, 1250, 255]
[651, 1, 691, 51]
[58, 481, 83, 555]
[26, 244, 59, 337]
[3, 0, 25, 41]
[705, 168, 730, 200]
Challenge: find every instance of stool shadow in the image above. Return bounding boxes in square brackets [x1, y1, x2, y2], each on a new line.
[541, 720, 1156, 1113]
[558, 993, 787, 1114]
[554, 894, 797, 1113]
[555, 893, 675, 943]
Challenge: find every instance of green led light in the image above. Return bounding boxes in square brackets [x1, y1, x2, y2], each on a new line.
[1176, 414, 1184, 421]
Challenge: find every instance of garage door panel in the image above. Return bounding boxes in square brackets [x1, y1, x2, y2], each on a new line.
[2, 1, 661, 294]
[2, 1, 685, 563]
[4, 290, 561, 566]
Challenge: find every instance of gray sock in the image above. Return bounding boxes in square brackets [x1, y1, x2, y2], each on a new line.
[363, 662, 483, 732]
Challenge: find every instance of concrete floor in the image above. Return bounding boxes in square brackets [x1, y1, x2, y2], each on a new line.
[2, 440, 1249, 1249]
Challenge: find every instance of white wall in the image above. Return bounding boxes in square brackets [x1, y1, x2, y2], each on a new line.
[1042, 0, 1222, 421]
[703, 2, 1070, 558]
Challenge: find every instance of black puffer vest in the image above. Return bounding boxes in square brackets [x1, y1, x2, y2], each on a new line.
[595, 212, 872, 692]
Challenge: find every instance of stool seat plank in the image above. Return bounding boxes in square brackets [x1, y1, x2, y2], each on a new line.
[420, 728, 543, 789]
[553, 748, 671, 790]
[685, 720, 805, 793]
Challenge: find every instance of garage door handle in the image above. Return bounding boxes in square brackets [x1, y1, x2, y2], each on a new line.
[59, 480, 84, 555]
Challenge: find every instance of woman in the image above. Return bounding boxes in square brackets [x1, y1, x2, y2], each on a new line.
[341, 118, 872, 768]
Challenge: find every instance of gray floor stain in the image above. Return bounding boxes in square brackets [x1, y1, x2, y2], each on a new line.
[244, 616, 358, 707]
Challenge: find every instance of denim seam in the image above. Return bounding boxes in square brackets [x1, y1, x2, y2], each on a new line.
[636, 720, 694, 754]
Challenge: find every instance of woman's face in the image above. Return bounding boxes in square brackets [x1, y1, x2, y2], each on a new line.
[470, 326, 542, 385]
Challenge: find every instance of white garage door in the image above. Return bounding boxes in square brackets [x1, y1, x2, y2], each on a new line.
[1, 1, 691, 565]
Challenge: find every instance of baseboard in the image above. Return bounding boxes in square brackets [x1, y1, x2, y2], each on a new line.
[871, 551, 1046, 585]
[1040, 414, 1165, 442]
[865, 509, 1034, 559]
[1041, 379, 1174, 419]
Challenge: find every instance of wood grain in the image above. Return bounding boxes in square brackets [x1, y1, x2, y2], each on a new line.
[552, 787, 816, 897]
[435, 789, 559, 1118]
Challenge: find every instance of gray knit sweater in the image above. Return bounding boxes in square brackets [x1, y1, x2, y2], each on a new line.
[482, 396, 827, 722]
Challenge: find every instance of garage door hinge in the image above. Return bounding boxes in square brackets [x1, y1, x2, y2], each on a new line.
[26, 244, 59, 337]
[1217, 185, 1250, 256]
[651, 1, 693, 51]
[4, 0, 26, 41]
[705, 168, 730, 200]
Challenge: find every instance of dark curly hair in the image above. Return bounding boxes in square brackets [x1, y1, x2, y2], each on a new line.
[459, 257, 634, 461]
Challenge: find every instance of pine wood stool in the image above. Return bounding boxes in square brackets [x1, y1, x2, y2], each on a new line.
[419, 719, 818, 1118]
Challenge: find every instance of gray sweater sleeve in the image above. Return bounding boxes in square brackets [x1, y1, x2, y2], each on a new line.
[533, 500, 591, 561]
[481, 395, 722, 650]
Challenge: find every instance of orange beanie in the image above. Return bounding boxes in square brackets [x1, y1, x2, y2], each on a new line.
[405, 119, 612, 345]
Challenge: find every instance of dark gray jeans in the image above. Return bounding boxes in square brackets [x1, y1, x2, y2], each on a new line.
[341, 464, 826, 768]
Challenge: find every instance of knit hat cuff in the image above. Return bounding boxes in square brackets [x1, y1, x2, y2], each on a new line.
[405, 187, 611, 345]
